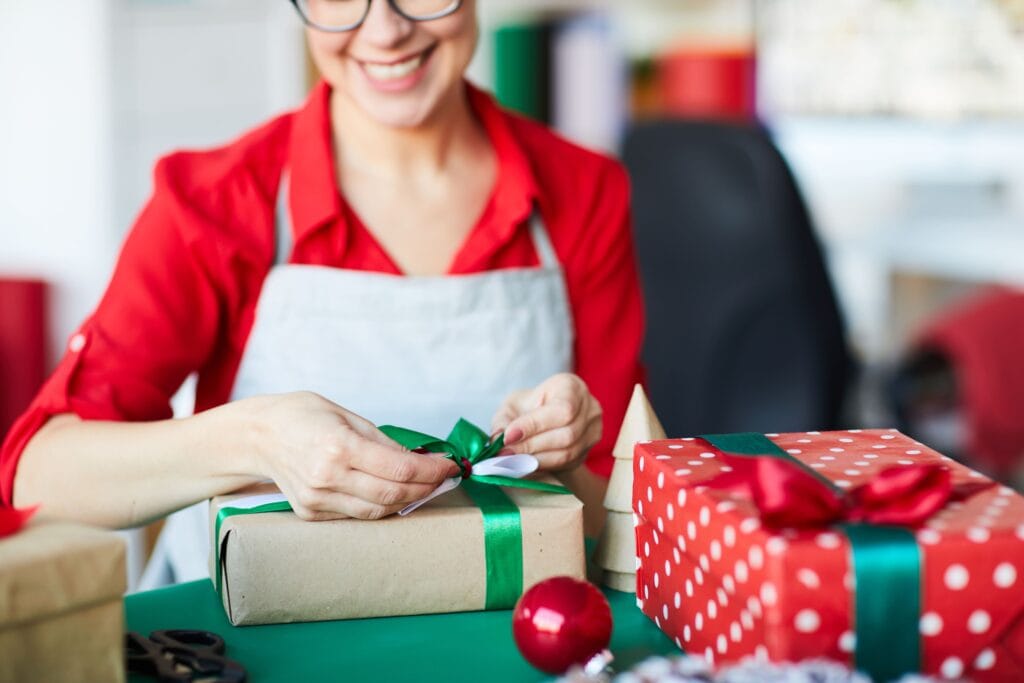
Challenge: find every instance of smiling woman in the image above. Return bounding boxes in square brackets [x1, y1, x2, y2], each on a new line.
[1, 0, 644, 584]
[304, 0, 477, 129]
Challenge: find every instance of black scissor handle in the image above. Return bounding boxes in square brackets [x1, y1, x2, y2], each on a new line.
[124, 630, 246, 683]
[151, 629, 226, 655]
[125, 631, 193, 682]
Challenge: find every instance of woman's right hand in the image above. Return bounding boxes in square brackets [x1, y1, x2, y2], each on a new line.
[237, 392, 459, 521]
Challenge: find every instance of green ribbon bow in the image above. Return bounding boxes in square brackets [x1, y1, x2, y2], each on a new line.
[379, 418, 569, 495]
[380, 419, 569, 609]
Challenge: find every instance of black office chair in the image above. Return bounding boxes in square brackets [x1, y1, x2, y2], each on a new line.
[622, 119, 853, 437]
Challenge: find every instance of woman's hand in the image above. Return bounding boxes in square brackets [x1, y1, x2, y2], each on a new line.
[490, 373, 602, 471]
[240, 392, 459, 521]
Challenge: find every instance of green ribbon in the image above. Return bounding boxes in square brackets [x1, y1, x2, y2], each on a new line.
[460, 479, 524, 609]
[214, 500, 292, 598]
[842, 523, 920, 682]
[380, 419, 569, 609]
[213, 419, 568, 611]
[378, 419, 570, 495]
[701, 433, 921, 682]
[701, 432, 842, 493]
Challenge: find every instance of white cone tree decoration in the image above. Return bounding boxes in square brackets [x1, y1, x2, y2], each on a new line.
[594, 384, 666, 593]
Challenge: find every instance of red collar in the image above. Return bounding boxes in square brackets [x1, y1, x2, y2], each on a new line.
[286, 80, 541, 248]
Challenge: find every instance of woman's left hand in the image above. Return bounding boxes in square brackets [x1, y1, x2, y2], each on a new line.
[490, 373, 602, 471]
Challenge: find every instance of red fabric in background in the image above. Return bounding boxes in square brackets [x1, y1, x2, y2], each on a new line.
[0, 279, 47, 445]
[917, 287, 1024, 473]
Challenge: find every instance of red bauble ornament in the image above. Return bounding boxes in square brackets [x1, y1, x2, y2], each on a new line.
[512, 576, 613, 674]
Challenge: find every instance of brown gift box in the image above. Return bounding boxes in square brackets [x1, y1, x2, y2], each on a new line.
[210, 480, 585, 626]
[0, 520, 126, 683]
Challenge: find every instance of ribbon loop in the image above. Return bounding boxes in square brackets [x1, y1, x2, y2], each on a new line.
[847, 464, 951, 526]
[700, 433, 969, 529]
[379, 422, 570, 504]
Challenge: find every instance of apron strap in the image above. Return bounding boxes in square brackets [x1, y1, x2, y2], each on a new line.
[274, 170, 293, 267]
[528, 211, 559, 269]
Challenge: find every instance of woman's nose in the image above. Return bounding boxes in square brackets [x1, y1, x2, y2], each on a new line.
[357, 0, 415, 49]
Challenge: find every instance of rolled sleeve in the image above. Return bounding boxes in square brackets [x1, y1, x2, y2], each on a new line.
[0, 156, 226, 506]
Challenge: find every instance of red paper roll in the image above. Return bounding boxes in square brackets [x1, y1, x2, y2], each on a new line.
[0, 278, 48, 440]
[658, 47, 757, 121]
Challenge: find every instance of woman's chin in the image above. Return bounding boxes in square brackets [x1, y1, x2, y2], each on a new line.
[349, 86, 451, 130]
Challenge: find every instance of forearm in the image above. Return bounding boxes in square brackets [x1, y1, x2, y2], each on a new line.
[12, 402, 264, 529]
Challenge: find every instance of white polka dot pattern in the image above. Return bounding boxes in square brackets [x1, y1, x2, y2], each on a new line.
[632, 430, 1024, 679]
[994, 562, 1016, 588]
[794, 609, 820, 633]
[974, 648, 995, 670]
[944, 564, 969, 590]
[940, 656, 963, 679]
[967, 610, 990, 634]
[920, 612, 943, 636]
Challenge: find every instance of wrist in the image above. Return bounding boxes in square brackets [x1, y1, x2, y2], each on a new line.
[193, 397, 271, 481]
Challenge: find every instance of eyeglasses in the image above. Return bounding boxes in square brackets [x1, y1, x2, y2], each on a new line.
[290, 0, 463, 33]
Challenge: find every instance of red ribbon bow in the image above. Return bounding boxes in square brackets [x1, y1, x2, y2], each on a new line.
[706, 456, 989, 529]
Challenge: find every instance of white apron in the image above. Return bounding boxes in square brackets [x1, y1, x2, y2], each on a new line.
[140, 171, 574, 587]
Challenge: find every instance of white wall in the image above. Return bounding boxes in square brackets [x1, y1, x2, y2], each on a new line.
[0, 1, 116, 363]
[772, 117, 1024, 359]
[0, 0, 306, 366]
[1, 1, 306, 589]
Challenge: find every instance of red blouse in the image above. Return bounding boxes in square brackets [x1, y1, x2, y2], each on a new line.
[0, 81, 645, 505]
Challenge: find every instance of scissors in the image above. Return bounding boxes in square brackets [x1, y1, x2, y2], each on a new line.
[125, 629, 247, 682]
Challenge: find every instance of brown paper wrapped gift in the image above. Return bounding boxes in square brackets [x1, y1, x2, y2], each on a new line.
[210, 479, 585, 626]
[0, 520, 126, 683]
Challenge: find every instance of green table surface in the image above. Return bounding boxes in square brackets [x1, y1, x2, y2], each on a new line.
[125, 545, 679, 682]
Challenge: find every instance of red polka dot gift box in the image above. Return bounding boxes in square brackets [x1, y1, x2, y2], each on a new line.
[632, 429, 1024, 682]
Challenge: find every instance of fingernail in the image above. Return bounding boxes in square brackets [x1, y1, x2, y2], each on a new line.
[504, 427, 523, 445]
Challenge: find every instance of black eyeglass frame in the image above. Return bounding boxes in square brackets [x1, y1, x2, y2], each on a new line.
[289, 0, 463, 33]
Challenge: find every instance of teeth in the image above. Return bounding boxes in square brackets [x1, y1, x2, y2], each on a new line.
[363, 53, 425, 81]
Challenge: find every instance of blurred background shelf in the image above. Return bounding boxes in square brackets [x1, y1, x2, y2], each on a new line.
[4, 0, 1023, 426]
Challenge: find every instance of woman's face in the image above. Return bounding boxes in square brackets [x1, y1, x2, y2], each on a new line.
[306, 0, 478, 129]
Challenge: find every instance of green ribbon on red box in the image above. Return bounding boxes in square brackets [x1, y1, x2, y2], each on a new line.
[699, 432, 990, 683]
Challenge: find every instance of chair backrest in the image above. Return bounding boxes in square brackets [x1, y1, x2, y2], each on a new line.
[622, 119, 852, 437]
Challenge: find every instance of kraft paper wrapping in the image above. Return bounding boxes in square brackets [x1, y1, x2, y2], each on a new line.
[211, 479, 585, 626]
[0, 521, 126, 683]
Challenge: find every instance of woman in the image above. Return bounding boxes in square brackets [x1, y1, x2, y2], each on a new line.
[1, 0, 644, 580]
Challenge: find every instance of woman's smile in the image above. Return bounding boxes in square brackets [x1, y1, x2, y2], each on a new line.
[356, 44, 436, 92]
